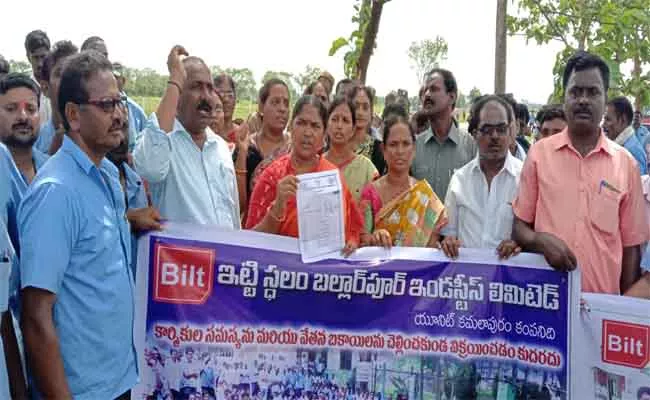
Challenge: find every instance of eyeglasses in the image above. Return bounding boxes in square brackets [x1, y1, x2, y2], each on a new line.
[80, 95, 127, 114]
[478, 123, 509, 136]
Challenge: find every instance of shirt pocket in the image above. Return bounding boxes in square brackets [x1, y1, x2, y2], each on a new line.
[590, 191, 620, 234]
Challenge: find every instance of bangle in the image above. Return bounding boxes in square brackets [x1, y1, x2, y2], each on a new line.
[236, 169, 247, 175]
[167, 80, 182, 93]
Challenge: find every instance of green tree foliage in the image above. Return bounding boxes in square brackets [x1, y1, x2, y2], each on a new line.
[261, 70, 299, 101]
[295, 65, 324, 93]
[468, 87, 482, 103]
[9, 60, 31, 74]
[329, 0, 392, 82]
[408, 36, 449, 85]
[508, 0, 650, 107]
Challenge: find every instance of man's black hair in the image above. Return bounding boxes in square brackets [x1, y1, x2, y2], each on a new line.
[516, 103, 530, 123]
[425, 68, 457, 108]
[24, 30, 50, 53]
[41, 40, 79, 82]
[562, 50, 610, 93]
[607, 96, 634, 125]
[536, 104, 566, 125]
[58, 51, 113, 131]
[469, 95, 513, 135]
[81, 36, 105, 51]
[0, 73, 41, 107]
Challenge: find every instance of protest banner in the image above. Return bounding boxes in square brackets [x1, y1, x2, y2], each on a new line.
[132, 224, 580, 400]
[575, 294, 650, 400]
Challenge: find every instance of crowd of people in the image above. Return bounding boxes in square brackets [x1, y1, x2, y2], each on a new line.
[0, 28, 649, 399]
[143, 347, 380, 400]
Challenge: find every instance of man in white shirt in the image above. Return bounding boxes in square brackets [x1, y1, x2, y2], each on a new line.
[134, 46, 240, 228]
[441, 95, 523, 259]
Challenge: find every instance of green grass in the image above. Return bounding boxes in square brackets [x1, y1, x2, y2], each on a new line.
[132, 97, 260, 122]
[131, 97, 383, 123]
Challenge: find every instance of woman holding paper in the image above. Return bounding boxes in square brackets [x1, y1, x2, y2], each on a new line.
[245, 95, 363, 254]
[359, 115, 448, 248]
[324, 96, 379, 201]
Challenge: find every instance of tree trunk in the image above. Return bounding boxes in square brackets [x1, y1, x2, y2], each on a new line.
[494, 0, 508, 93]
[633, 55, 642, 111]
[357, 0, 385, 84]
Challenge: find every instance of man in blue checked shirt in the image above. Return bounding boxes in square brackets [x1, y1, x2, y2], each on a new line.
[18, 51, 138, 399]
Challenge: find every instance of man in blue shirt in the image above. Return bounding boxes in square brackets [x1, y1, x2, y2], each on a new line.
[603, 96, 647, 174]
[34, 40, 78, 155]
[106, 117, 162, 275]
[634, 110, 649, 143]
[0, 73, 50, 254]
[112, 62, 147, 153]
[134, 46, 240, 227]
[0, 144, 28, 399]
[19, 51, 137, 399]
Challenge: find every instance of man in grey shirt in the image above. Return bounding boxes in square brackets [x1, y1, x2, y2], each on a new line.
[412, 68, 476, 198]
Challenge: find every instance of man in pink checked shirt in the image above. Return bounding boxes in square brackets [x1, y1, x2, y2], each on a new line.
[512, 51, 649, 296]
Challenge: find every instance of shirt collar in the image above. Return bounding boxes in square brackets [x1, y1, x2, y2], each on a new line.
[552, 128, 614, 157]
[172, 118, 221, 146]
[614, 125, 636, 146]
[471, 150, 519, 177]
[424, 120, 460, 144]
[61, 136, 119, 178]
[32, 149, 49, 169]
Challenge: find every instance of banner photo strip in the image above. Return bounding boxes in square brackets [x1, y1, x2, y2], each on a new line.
[132, 225, 579, 400]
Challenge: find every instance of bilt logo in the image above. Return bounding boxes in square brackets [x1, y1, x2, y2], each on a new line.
[153, 242, 215, 305]
[602, 319, 650, 369]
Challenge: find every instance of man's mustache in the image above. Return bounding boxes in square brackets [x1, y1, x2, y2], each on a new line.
[197, 99, 212, 112]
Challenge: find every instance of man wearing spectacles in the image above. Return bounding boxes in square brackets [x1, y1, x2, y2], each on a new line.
[18, 51, 137, 399]
[440, 95, 523, 259]
[133, 46, 240, 228]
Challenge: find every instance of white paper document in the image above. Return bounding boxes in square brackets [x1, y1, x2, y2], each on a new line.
[296, 169, 345, 263]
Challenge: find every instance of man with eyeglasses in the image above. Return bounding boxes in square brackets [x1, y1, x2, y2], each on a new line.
[18, 51, 137, 399]
[440, 95, 523, 259]
[134, 46, 240, 228]
[513, 51, 649, 296]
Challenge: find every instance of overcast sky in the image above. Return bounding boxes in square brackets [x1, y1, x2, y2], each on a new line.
[1, 0, 567, 103]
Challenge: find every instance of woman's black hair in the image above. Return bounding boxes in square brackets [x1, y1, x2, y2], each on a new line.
[348, 85, 375, 107]
[382, 114, 415, 144]
[291, 95, 328, 128]
[259, 78, 289, 105]
[327, 96, 356, 126]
